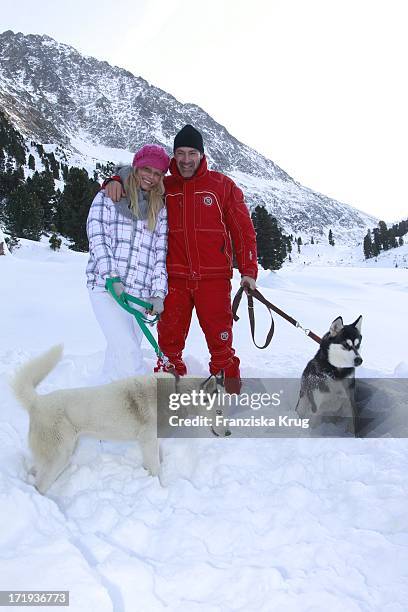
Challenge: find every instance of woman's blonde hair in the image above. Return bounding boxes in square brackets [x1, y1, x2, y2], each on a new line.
[125, 169, 165, 231]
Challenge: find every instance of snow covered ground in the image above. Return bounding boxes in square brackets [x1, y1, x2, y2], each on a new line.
[1, 240, 407, 611]
[287, 236, 408, 270]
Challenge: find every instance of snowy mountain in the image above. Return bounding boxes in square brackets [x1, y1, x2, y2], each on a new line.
[0, 29, 376, 240]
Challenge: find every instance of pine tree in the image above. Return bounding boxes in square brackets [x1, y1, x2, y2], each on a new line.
[60, 168, 100, 251]
[0, 167, 25, 201]
[388, 227, 398, 249]
[0, 110, 26, 166]
[26, 171, 56, 231]
[251, 205, 288, 270]
[3, 183, 44, 240]
[378, 220, 389, 250]
[311, 236, 314, 244]
[399, 236, 404, 247]
[328, 229, 335, 246]
[251, 206, 275, 270]
[35, 144, 45, 159]
[271, 216, 288, 269]
[28, 154, 35, 171]
[94, 160, 115, 181]
[363, 230, 373, 259]
[49, 224, 62, 251]
[399, 219, 407, 236]
[46, 152, 60, 179]
[372, 228, 381, 256]
[61, 164, 68, 182]
[53, 188, 63, 232]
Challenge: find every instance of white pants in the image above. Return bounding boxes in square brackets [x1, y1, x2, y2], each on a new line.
[89, 288, 147, 382]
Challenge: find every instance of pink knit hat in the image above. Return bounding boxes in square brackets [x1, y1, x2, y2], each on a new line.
[132, 144, 170, 174]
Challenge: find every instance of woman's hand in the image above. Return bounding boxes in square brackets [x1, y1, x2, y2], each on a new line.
[149, 297, 164, 315]
[112, 280, 125, 297]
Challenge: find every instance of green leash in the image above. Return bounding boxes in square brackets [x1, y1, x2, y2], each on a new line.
[105, 277, 164, 360]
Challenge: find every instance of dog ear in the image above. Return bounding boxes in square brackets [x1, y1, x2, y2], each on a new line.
[352, 315, 362, 333]
[329, 316, 343, 336]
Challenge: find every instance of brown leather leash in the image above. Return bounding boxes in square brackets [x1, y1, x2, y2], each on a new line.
[232, 286, 322, 348]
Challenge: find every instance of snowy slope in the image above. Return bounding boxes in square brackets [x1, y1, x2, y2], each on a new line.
[287, 235, 408, 269]
[1, 242, 407, 611]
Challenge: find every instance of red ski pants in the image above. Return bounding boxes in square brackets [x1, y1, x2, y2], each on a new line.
[157, 277, 240, 376]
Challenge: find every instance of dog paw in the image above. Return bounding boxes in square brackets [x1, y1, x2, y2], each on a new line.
[26, 466, 37, 486]
[27, 472, 36, 486]
[210, 424, 232, 437]
[143, 463, 160, 478]
[157, 466, 166, 488]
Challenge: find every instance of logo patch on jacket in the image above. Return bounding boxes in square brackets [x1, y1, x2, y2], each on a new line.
[220, 331, 229, 341]
[203, 196, 213, 206]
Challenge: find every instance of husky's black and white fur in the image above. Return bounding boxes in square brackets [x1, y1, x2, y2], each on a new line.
[296, 316, 363, 435]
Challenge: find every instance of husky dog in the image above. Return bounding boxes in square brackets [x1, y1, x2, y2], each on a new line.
[12, 345, 170, 494]
[295, 316, 363, 435]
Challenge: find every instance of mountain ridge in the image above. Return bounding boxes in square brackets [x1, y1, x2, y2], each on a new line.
[0, 29, 377, 239]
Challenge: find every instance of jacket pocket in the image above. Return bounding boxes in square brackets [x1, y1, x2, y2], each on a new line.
[196, 192, 222, 230]
[197, 230, 231, 271]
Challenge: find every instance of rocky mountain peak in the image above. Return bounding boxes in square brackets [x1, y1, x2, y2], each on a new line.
[0, 30, 377, 238]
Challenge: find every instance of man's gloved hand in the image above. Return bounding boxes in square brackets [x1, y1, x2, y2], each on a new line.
[149, 296, 164, 315]
[105, 180, 126, 202]
[240, 276, 257, 294]
[112, 280, 125, 297]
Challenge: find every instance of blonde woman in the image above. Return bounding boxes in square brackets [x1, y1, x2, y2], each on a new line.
[86, 144, 170, 381]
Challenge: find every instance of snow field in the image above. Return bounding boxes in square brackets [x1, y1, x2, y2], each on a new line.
[0, 240, 407, 611]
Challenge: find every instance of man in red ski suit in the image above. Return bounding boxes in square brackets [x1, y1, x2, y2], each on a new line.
[105, 125, 258, 389]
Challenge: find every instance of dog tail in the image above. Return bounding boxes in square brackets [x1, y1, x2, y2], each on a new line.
[11, 344, 64, 412]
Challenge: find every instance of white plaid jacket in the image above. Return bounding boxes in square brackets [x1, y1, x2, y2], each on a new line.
[86, 190, 168, 299]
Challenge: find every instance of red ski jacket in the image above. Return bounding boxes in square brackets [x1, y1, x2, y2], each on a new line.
[163, 156, 257, 281]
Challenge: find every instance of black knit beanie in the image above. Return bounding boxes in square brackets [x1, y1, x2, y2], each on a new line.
[173, 125, 204, 153]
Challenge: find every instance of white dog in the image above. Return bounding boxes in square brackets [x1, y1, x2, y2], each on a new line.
[11, 345, 171, 494]
[11, 346, 225, 494]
